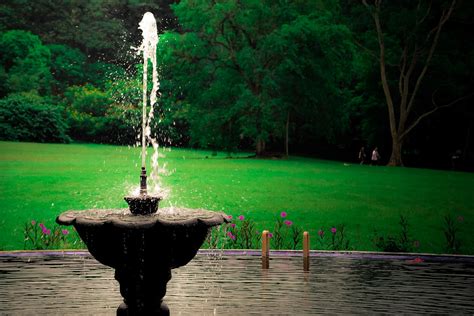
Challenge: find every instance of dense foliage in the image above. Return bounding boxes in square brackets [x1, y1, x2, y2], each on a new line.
[0, 0, 472, 169]
[0, 93, 70, 143]
[158, 1, 357, 155]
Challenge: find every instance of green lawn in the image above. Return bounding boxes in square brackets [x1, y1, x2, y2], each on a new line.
[1, 141, 473, 253]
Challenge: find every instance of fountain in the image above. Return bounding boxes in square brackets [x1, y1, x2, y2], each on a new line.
[56, 12, 228, 316]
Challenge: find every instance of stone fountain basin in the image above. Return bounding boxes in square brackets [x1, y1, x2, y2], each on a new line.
[57, 207, 228, 270]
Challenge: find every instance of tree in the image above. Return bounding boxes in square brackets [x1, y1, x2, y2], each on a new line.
[0, 30, 52, 96]
[359, 0, 468, 166]
[0, 0, 179, 64]
[162, 0, 355, 156]
[269, 10, 356, 156]
[0, 0, 127, 61]
[48, 44, 87, 93]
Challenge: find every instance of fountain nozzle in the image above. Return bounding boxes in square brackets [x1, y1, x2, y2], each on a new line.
[125, 168, 161, 214]
[140, 167, 147, 195]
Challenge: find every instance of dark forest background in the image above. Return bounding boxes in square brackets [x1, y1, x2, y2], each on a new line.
[1, 0, 473, 170]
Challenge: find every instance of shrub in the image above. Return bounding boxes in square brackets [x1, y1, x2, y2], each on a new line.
[271, 211, 303, 250]
[0, 92, 70, 143]
[373, 214, 413, 252]
[64, 84, 109, 117]
[316, 224, 351, 250]
[443, 214, 463, 254]
[0, 30, 52, 96]
[64, 83, 143, 144]
[226, 215, 262, 249]
[24, 220, 84, 250]
[204, 212, 304, 250]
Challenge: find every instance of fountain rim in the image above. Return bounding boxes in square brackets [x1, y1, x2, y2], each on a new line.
[123, 194, 162, 201]
[56, 207, 229, 229]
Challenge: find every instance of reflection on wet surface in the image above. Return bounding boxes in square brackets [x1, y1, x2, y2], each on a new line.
[1, 253, 473, 315]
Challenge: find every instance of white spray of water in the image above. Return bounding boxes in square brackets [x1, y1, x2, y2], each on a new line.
[134, 12, 166, 196]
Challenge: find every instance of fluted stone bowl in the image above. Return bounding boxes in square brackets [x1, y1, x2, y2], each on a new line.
[124, 194, 162, 215]
[57, 207, 227, 269]
[56, 207, 228, 315]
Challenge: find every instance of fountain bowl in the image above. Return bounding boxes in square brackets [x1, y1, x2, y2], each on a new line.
[57, 207, 228, 315]
[124, 194, 162, 215]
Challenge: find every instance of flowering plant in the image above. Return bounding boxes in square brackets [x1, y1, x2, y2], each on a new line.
[226, 215, 261, 249]
[24, 220, 84, 250]
[316, 224, 351, 250]
[271, 211, 302, 249]
[443, 213, 463, 254]
[204, 214, 261, 249]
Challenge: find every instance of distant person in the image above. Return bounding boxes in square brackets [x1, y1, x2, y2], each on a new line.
[371, 147, 380, 165]
[451, 149, 462, 170]
[358, 147, 367, 165]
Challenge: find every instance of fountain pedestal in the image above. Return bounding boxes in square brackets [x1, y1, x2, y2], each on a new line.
[116, 266, 170, 315]
[57, 207, 227, 315]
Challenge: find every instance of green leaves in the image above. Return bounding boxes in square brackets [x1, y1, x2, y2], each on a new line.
[162, 0, 358, 154]
[48, 44, 86, 92]
[0, 92, 70, 143]
[0, 30, 52, 96]
[64, 84, 109, 117]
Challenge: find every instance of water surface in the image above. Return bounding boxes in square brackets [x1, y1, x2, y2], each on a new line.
[1, 253, 473, 315]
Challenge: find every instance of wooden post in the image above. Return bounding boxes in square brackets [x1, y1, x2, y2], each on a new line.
[303, 231, 310, 271]
[262, 230, 269, 269]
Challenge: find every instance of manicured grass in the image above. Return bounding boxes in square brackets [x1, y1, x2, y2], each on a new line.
[1, 141, 473, 253]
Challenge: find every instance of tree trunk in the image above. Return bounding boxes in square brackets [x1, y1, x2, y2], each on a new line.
[388, 138, 404, 166]
[285, 110, 290, 157]
[256, 138, 266, 156]
[462, 123, 471, 161]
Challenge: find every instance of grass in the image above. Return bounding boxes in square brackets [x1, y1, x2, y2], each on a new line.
[0, 141, 473, 253]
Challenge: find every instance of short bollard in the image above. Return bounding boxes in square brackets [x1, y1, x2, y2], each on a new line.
[262, 230, 269, 269]
[303, 231, 310, 271]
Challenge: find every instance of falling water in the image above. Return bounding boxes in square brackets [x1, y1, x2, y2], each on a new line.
[136, 12, 162, 195]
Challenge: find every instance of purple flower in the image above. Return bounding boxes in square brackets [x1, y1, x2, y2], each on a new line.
[457, 215, 464, 222]
[331, 227, 337, 234]
[41, 225, 48, 234]
[318, 229, 324, 237]
[31, 220, 36, 226]
[280, 211, 287, 218]
[62, 229, 69, 236]
[44, 229, 51, 236]
[268, 233, 273, 238]
[238, 215, 245, 221]
[226, 231, 236, 240]
[284, 220, 293, 227]
[413, 240, 420, 248]
[230, 223, 236, 228]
